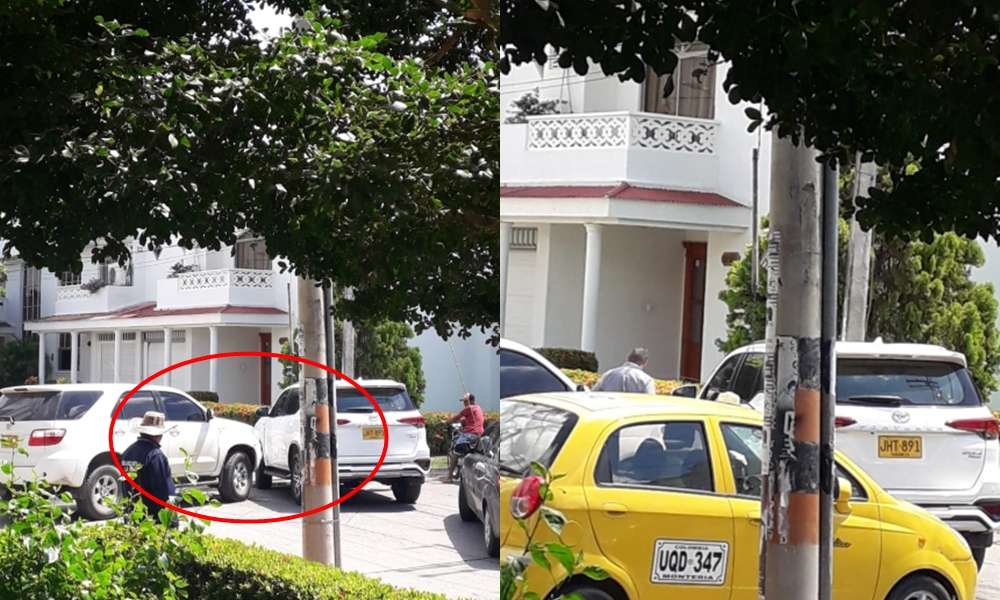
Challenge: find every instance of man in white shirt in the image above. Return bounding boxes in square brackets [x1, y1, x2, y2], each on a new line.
[593, 348, 657, 394]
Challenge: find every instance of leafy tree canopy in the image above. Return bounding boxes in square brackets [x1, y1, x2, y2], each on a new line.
[719, 223, 1000, 394]
[1, 3, 498, 340]
[501, 2, 1000, 241]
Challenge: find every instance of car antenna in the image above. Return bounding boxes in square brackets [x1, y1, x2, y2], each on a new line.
[445, 338, 468, 395]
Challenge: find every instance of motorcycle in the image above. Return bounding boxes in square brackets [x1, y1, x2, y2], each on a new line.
[448, 422, 480, 481]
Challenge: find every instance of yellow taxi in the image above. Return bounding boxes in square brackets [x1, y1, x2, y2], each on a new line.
[499, 393, 978, 600]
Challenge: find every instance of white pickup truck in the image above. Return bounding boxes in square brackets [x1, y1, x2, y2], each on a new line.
[0, 384, 262, 520]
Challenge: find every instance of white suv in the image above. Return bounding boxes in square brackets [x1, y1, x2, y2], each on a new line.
[254, 380, 431, 504]
[0, 384, 263, 520]
[694, 341, 1000, 568]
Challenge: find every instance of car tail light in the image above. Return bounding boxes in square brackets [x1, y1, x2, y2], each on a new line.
[336, 419, 350, 426]
[28, 429, 66, 447]
[978, 501, 1000, 520]
[399, 416, 426, 428]
[834, 416, 856, 428]
[946, 417, 1000, 440]
[510, 475, 543, 519]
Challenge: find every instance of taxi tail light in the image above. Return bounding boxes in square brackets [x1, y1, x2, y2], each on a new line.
[946, 417, 1000, 440]
[399, 416, 426, 428]
[510, 475, 543, 520]
[28, 429, 66, 447]
[834, 416, 857, 428]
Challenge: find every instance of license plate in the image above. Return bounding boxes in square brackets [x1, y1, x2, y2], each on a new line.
[878, 435, 922, 459]
[362, 426, 383, 441]
[651, 540, 728, 586]
[0, 434, 18, 449]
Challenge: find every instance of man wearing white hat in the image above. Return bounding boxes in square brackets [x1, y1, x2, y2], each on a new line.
[121, 411, 176, 517]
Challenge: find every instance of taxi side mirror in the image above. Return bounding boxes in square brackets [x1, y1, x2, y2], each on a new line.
[673, 384, 699, 398]
[835, 477, 853, 514]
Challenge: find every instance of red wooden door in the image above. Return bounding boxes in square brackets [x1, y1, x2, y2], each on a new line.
[259, 333, 272, 406]
[680, 242, 708, 381]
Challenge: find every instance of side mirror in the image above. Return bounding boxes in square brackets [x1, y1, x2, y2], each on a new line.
[673, 384, 699, 398]
[255, 406, 270, 418]
[575, 384, 588, 392]
[205, 408, 214, 421]
[835, 477, 853, 514]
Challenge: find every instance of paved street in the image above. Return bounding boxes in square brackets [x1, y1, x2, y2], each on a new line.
[199, 475, 498, 600]
[980, 537, 999, 600]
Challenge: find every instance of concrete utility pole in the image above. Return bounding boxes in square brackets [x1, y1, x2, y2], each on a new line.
[341, 288, 356, 379]
[842, 155, 878, 341]
[297, 277, 335, 565]
[760, 134, 823, 600]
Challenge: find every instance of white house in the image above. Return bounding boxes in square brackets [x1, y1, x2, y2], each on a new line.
[0, 234, 499, 411]
[500, 45, 772, 382]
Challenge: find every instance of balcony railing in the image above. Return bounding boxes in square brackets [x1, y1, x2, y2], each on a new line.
[157, 268, 278, 310]
[526, 111, 718, 154]
[176, 268, 274, 291]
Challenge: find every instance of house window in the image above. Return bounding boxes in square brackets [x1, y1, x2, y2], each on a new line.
[141, 331, 185, 343]
[22, 267, 41, 322]
[235, 235, 271, 270]
[643, 53, 716, 119]
[58, 333, 73, 371]
[59, 271, 82, 286]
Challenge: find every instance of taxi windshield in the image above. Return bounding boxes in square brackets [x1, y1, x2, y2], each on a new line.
[498, 400, 577, 477]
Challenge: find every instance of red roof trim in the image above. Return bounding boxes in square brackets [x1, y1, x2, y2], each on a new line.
[31, 302, 287, 323]
[500, 183, 744, 208]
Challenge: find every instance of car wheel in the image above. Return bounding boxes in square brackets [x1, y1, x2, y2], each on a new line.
[483, 501, 499, 558]
[972, 546, 986, 571]
[76, 464, 122, 521]
[887, 575, 952, 600]
[559, 583, 617, 600]
[391, 479, 422, 504]
[289, 450, 303, 506]
[219, 452, 252, 503]
[458, 477, 477, 522]
[256, 467, 272, 490]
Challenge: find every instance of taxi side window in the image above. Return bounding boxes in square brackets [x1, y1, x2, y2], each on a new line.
[703, 355, 741, 400]
[595, 422, 713, 492]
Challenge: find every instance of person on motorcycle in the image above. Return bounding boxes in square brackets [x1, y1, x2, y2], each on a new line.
[448, 392, 485, 481]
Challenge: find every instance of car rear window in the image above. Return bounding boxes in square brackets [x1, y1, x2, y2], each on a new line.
[337, 388, 415, 413]
[0, 391, 103, 421]
[499, 400, 578, 477]
[837, 359, 982, 407]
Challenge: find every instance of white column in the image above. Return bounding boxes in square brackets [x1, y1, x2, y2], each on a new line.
[499, 222, 513, 336]
[69, 331, 79, 384]
[163, 328, 173, 386]
[112, 329, 122, 384]
[134, 331, 143, 382]
[37, 333, 46, 384]
[580, 224, 603, 352]
[209, 326, 219, 393]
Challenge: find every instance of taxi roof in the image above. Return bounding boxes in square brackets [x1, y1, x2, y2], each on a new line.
[503, 392, 763, 422]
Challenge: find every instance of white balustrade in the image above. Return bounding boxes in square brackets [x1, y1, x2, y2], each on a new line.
[177, 269, 274, 291]
[527, 111, 718, 155]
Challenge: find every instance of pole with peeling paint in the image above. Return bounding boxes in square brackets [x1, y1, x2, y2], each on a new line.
[760, 133, 823, 600]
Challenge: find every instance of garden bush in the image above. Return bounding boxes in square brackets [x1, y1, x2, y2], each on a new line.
[188, 390, 220, 404]
[425, 411, 499, 456]
[201, 401, 262, 426]
[562, 369, 683, 395]
[534, 347, 598, 372]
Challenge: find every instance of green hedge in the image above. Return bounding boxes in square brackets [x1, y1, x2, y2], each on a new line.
[187, 536, 445, 599]
[188, 390, 220, 404]
[199, 400, 497, 456]
[535, 347, 598, 372]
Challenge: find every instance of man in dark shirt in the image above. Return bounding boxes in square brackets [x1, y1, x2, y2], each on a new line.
[121, 411, 176, 518]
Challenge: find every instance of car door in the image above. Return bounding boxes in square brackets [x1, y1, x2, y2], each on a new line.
[499, 349, 572, 399]
[112, 391, 159, 455]
[699, 353, 743, 401]
[262, 390, 289, 467]
[584, 418, 734, 600]
[158, 391, 219, 478]
[275, 387, 300, 470]
[464, 425, 496, 520]
[718, 421, 882, 600]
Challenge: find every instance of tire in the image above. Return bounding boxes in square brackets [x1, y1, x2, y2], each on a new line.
[972, 546, 986, 571]
[886, 575, 952, 600]
[391, 479, 422, 504]
[483, 501, 499, 558]
[289, 450, 303, 506]
[75, 464, 122, 521]
[256, 467, 272, 490]
[218, 452, 253, 503]
[558, 583, 617, 600]
[458, 477, 477, 521]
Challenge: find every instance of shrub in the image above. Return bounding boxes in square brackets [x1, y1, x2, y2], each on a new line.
[201, 401, 261, 426]
[562, 369, 683, 395]
[188, 390, 220, 404]
[336, 320, 427, 407]
[424, 411, 499, 456]
[535, 348, 598, 372]
[184, 537, 445, 599]
[0, 337, 38, 386]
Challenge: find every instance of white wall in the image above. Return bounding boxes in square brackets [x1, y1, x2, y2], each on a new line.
[504, 223, 550, 348]
[216, 328, 262, 404]
[411, 328, 499, 413]
[542, 225, 586, 349]
[700, 231, 752, 381]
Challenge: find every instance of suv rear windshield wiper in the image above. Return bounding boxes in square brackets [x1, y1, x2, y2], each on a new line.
[839, 395, 905, 407]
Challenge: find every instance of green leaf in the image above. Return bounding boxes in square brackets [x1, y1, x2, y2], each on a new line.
[133, 28, 150, 38]
[581, 565, 610, 581]
[529, 544, 550, 570]
[745, 106, 762, 120]
[546, 543, 577, 575]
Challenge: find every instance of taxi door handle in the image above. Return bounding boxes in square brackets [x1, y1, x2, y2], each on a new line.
[602, 503, 629, 517]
